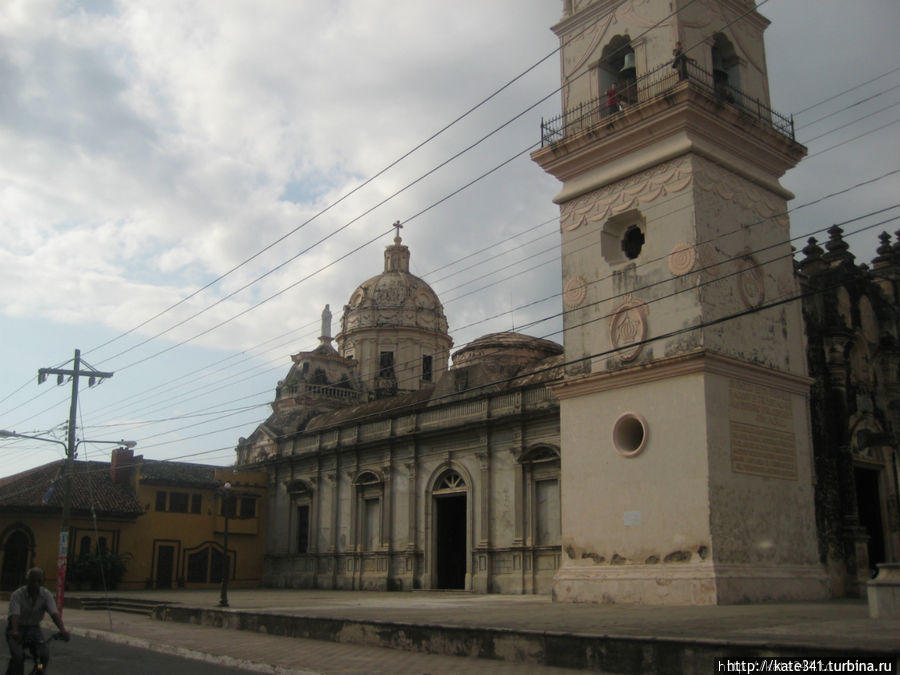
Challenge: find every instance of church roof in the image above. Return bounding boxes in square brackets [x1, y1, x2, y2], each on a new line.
[139, 460, 221, 488]
[301, 348, 564, 434]
[305, 388, 435, 431]
[452, 331, 563, 368]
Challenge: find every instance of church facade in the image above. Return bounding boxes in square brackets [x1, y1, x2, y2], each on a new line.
[236, 0, 898, 601]
[236, 231, 566, 593]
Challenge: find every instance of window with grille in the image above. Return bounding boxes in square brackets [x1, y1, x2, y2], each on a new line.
[434, 470, 466, 493]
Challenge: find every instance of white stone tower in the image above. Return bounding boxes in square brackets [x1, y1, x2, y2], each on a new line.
[532, 0, 828, 604]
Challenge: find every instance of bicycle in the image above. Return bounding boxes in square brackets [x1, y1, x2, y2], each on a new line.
[21, 630, 66, 674]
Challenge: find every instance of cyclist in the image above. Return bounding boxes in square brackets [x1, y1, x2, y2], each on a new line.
[5, 568, 69, 675]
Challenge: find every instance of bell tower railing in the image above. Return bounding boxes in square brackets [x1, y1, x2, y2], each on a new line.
[540, 59, 795, 146]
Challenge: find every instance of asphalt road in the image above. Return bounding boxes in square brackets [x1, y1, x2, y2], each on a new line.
[2, 624, 253, 675]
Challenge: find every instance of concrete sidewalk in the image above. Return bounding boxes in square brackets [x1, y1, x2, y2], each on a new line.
[6, 590, 900, 673]
[2, 604, 577, 674]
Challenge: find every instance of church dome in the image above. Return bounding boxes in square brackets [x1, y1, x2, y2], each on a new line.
[339, 230, 448, 335]
[452, 332, 563, 369]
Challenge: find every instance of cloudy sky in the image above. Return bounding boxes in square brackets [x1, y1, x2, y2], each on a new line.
[1, 0, 898, 478]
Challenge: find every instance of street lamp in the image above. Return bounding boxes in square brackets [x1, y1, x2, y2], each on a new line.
[0, 430, 136, 616]
[218, 482, 233, 608]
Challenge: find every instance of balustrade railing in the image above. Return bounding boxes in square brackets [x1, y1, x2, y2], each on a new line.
[540, 60, 794, 146]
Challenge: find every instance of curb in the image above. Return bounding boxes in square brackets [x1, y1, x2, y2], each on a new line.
[154, 606, 900, 673]
[68, 625, 317, 675]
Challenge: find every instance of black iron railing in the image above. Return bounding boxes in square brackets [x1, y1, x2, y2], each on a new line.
[540, 59, 795, 146]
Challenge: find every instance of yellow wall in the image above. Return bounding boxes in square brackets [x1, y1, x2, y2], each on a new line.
[0, 467, 266, 593]
[118, 467, 267, 590]
[0, 513, 134, 593]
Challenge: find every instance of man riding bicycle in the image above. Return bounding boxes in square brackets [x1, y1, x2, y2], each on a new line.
[5, 568, 69, 675]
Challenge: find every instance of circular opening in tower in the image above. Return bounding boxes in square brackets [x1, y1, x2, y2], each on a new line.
[613, 413, 648, 457]
[621, 226, 645, 259]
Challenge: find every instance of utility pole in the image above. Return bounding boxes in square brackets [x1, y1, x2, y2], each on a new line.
[38, 349, 113, 614]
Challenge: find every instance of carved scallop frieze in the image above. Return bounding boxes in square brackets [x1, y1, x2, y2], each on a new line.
[560, 157, 693, 232]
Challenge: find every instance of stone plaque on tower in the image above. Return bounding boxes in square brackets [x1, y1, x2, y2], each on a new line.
[532, 0, 827, 604]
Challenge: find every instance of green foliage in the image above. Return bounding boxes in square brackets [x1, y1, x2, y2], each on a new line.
[68, 550, 131, 590]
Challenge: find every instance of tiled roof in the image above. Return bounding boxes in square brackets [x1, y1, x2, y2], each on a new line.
[138, 460, 220, 488]
[305, 388, 435, 431]
[0, 460, 143, 516]
[510, 353, 565, 387]
[302, 354, 563, 435]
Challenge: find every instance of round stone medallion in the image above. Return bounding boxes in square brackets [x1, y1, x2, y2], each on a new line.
[668, 242, 696, 275]
[563, 275, 588, 308]
[736, 255, 765, 308]
[609, 299, 648, 361]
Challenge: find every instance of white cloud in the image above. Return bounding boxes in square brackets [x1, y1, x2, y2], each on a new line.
[1, 0, 898, 476]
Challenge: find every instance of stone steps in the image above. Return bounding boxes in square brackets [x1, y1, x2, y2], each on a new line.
[66, 596, 174, 616]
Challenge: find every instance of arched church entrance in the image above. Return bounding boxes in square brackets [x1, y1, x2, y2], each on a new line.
[1, 527, 32, 590]
[433, 470, 467, 590]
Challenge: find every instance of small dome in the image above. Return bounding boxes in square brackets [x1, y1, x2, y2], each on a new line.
[340, 232, 448, 335]
[452, 332, 563, 369]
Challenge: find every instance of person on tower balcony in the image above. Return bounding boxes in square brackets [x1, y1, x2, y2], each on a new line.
[605, 83, 620, 116]
[672, 41, 688, 81]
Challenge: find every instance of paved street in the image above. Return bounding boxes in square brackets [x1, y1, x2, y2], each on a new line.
[2, 590, 898, 673]
[1, 620, 251, 674]
[3, 615, 580, 674]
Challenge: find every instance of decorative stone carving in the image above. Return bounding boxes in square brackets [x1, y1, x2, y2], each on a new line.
[693, 156, 789, 228]
[560, 157, 693, 232]
[563, 275, 588, 308]
[668, 243, 696, 276]
[609, 297, 649, 361]
[860, 296, 879, 343]
[736, 253, 765, 309]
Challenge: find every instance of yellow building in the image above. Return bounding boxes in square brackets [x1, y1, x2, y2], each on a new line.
[0, 448, 266, 592]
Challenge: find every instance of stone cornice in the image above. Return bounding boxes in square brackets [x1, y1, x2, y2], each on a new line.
[336, 324, 453, 346]
[553, 0, 769, 37]
[531, 83, 804, 205]
[550, 350, 813, 399]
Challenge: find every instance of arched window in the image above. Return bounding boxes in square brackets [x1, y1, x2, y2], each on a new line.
[711, 33, 740, 94]
[434, 470, 466, 494]
[287, 479, 314, 554]
[1, 525, 34, 590]
[518, 445, 561, 546]
[599, 35, 635, 104]
[353, 471, 384, 552]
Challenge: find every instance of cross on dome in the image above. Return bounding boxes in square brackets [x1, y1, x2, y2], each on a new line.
[393, 220, 403, 245]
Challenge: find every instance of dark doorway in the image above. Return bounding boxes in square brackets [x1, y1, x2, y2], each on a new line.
[1, 530, 29, 590]
[435, 494, 466, 589]
[155, 544, 175, 588]
[855, 467, 886, 575]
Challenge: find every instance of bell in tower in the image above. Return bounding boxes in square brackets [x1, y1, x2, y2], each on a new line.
[532, 0, 827, 605]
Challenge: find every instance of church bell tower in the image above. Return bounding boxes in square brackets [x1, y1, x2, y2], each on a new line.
[532, 0, 828, 604]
